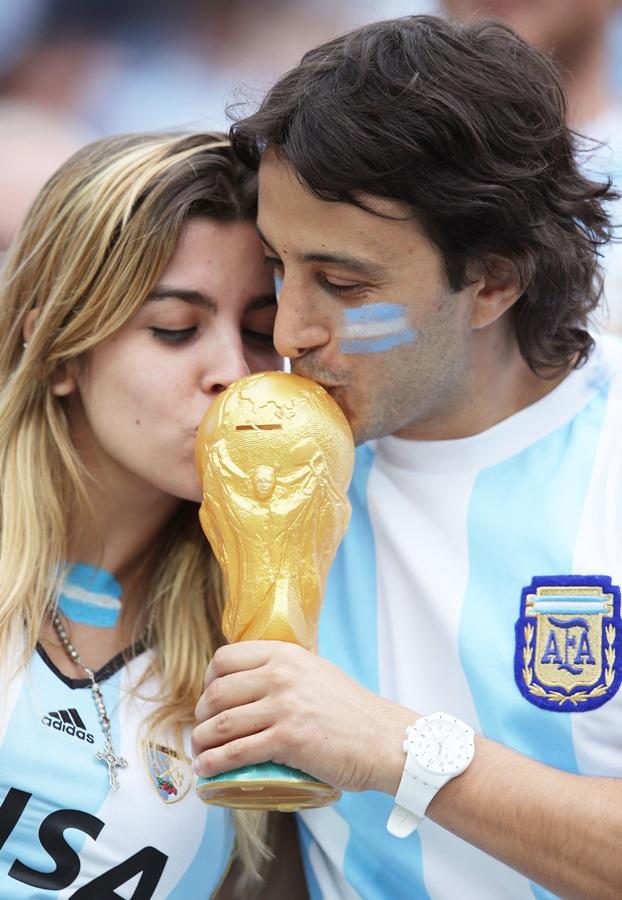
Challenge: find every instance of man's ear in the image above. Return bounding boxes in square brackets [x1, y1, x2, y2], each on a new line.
[468, 257, 523, 330]
[23, 307, 78, 396]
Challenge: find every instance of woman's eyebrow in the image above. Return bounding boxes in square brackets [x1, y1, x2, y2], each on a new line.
[145, 286, 217, 311]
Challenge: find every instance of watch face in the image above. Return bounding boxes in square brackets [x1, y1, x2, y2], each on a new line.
[407, 717, 474, 776]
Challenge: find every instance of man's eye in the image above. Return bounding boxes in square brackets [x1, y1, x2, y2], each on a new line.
[320, 275, 363, 295]
[150, 327, 197, 344]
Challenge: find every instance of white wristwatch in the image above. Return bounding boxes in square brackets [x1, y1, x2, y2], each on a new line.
[387, 712, 475, 838]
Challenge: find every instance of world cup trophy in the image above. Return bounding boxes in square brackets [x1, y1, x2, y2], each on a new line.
[195, 370, 355, 810]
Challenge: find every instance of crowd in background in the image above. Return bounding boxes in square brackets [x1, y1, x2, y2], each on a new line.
[1, 0, 622, 304]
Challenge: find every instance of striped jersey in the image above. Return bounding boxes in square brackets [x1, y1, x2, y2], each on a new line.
[0, 642, 233, 898]
[299, 334, 622, 900]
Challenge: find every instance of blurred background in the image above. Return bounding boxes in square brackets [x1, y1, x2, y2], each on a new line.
[1, 0, 621, 325]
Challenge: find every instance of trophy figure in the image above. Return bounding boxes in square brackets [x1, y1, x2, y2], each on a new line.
[195, 370, 355, 810]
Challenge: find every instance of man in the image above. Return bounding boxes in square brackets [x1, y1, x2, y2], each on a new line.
[193, 16, 622, 899]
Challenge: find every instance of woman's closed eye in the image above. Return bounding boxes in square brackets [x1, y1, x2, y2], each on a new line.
[149, 326, 197, 344]
[264, 255, 283, 274]
[242, 303, 277, 349]
[242, 327, 275, 348]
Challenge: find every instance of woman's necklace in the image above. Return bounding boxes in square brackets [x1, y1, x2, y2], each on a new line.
[51, 611, 128, 790]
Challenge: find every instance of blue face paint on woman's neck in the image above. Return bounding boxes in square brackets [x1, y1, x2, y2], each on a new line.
[58, 563, 122, 628]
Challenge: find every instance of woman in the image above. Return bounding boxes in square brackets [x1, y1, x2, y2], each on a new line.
[0, 132, 286, 897]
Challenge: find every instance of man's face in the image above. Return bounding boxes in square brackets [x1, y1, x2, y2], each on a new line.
[257, 152, 481, 445]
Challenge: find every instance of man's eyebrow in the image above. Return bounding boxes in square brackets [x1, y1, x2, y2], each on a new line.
[256, 225, 387, 279]
[301, 251, 387, 279]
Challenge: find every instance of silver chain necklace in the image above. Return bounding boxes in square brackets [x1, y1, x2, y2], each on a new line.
[51, 612, 128, 791]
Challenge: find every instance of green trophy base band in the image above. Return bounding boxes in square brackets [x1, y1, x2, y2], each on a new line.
[196, 761, 341, 812]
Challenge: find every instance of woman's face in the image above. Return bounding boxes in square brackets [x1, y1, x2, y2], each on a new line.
[62, 217, 280, 505]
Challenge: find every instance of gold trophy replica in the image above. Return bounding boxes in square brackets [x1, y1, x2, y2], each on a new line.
[195, 370, 355, 810]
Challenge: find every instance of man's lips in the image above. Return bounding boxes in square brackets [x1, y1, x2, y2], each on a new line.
[292, 370, 343, 392]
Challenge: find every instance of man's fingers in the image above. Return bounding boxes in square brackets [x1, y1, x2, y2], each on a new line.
[195, 668, 265, 722]
[203, 640, 282, 688]
[191, 700, 274, 766]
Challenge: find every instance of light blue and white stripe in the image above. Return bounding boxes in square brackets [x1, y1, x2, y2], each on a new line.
[58, 562, 122, 628]
[339, 303, 416, 354]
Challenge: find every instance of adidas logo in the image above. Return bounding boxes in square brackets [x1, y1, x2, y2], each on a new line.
[42, 708, 95, 744]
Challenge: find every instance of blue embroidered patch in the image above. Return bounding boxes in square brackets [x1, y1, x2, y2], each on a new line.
[515, 575, 622, 712]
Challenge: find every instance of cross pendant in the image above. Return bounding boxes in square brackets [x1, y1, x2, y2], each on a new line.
[96, 745, 128, 791]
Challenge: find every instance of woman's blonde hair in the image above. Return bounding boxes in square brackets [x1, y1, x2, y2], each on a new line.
[0, 131, 270, 884]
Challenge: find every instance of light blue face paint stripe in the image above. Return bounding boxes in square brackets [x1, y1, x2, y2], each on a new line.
[340, 329, 417, 355]
[459, 385, 609, 900]
[344, 303, 407, 324]
[302, 445, 429, 899]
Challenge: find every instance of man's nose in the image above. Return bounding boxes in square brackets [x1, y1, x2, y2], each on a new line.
[273, 278, 330, 359]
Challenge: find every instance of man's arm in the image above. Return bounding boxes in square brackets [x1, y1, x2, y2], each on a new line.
[192, 640, 622, 900]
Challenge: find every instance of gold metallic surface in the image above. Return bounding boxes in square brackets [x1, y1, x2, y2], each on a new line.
[196, 371, 355, 649]
[195, 371, 354, 810]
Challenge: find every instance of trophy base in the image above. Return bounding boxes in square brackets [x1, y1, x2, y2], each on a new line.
[196, 761, 341, 812]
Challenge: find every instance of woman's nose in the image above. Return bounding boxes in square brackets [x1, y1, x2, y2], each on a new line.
[198, 337, 251, 396]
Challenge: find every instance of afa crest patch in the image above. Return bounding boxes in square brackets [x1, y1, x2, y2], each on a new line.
[515, 576, 622, 712]
[146, 743, 192, 804]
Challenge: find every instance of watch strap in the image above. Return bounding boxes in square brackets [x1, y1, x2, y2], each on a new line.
[398, 763, 440, 817]
[387, 762, 438, 837]
[386, 802, 422, 837]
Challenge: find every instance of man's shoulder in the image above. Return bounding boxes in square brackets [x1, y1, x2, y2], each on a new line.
[584, 333, 622, 398]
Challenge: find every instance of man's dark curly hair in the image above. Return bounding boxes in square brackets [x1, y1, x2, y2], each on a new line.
[231, 15, 617, 372]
